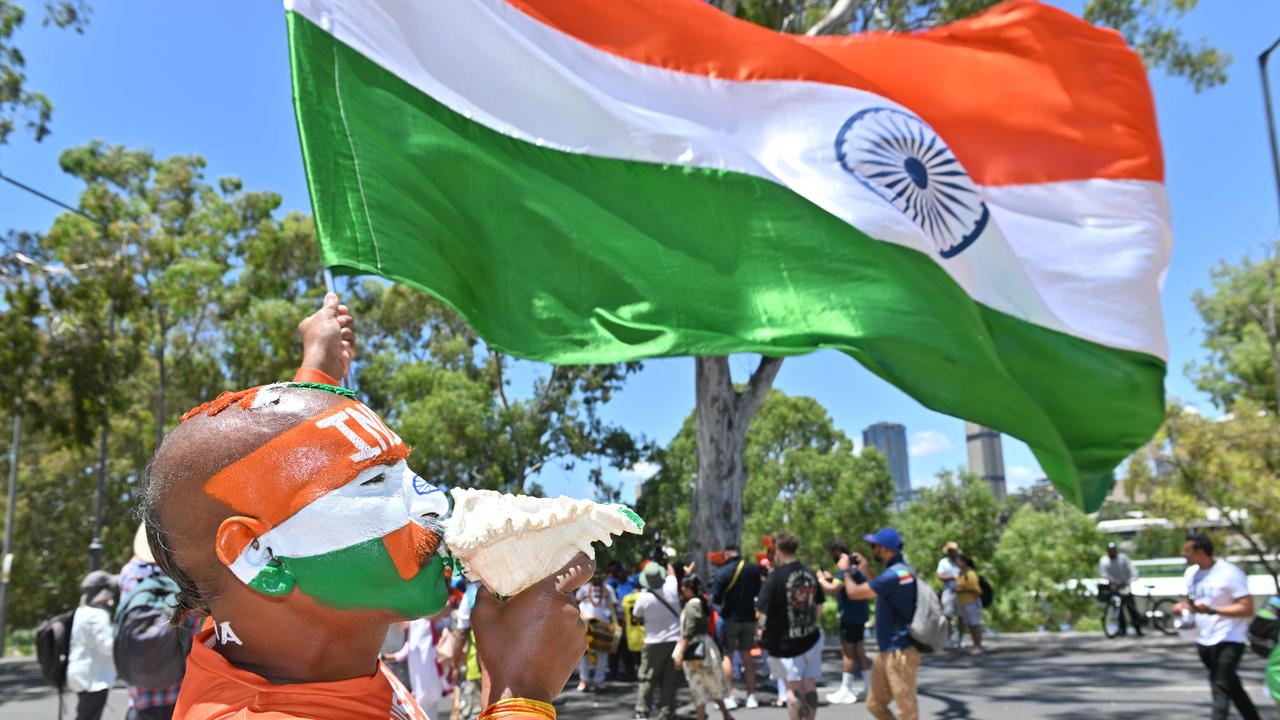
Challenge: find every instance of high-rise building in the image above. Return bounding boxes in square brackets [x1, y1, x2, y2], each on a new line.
[863, 422, 910, 498]
[965, 422, 1006, 501]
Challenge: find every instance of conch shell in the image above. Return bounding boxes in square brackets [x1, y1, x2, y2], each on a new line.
[442, 488, 644, 597]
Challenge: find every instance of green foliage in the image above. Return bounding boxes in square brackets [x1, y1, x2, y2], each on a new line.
[730, 0, 1227, 90]
[351, 281, 647, 495]
[1128, 402, 1280, 591]
[893, 470, 1000, 580]
[1189, 248, 1280, 412]
[633, 390, 894, 565]
[988, 501, 1103, 631]
[0, 1, 89, 145]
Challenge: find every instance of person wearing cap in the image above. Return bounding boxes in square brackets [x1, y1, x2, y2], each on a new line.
[119, 524, 185, 719]
[68, 569, 119, 720]
[1098, 541, 1143, 637]
[632, 561, 681, 720]
[836, 528, 919, 720]
[936, 541, 961, 648]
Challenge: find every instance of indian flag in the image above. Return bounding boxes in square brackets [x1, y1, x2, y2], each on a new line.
[283, 0, 1170, 511]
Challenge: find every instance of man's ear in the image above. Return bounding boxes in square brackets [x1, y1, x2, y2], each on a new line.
[215, 516, 295, 597]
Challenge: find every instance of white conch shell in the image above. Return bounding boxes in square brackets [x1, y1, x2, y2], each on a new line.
[442, 488, 645, 597]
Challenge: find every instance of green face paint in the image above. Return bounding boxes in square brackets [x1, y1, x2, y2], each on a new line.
[277, 538, 449, 618]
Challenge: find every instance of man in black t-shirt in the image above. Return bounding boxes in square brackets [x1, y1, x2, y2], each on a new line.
[711, 544, 763, 709]
[756, 532, 825, 720]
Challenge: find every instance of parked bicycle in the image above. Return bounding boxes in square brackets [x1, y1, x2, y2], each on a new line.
[1099, 582, 1176, 638]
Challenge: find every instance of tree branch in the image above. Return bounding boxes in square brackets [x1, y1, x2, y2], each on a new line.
[805, 0, 861, 36]
[492, 349, 510, 412]
[736, 356, 783, 425]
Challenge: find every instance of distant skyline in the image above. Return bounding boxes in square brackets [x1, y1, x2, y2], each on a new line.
[3, 2, 1279, 503]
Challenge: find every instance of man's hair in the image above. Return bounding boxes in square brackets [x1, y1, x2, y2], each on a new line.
[826, 538, 850, 555]
[1186, 531, 1215, 557]
[139, 459, 215, 623]
[725, 542, 740, 554]
[775, 531, 800, 555]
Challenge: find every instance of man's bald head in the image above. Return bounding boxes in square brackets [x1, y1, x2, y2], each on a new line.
[142, 385, 350, 617]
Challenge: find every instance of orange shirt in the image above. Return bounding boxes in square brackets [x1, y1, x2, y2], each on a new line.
[173, 625, 428, 720]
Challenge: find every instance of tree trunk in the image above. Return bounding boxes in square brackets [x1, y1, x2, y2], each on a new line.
[689, 355, 782, 580]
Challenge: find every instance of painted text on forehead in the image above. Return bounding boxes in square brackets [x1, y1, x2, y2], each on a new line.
[203, 399, 409, 526]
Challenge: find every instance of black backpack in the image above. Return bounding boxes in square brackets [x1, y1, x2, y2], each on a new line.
[1249, 611, 1280, 659]
[35, 610, 75, 689]
[978, 575, 994, 608]
[113, 574, 191, 688]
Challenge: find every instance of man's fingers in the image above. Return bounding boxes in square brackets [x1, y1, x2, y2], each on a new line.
[551, 553, 595, 595]
[324, 291, 339, 310]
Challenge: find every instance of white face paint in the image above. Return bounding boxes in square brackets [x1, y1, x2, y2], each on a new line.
[228, 460, 450, 585]
[215, 621, 243, 646]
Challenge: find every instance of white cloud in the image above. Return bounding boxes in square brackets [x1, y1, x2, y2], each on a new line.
[908, 429, 953, 458]
[621, 461, 660, 481]
[1005, 464, 1040, 487]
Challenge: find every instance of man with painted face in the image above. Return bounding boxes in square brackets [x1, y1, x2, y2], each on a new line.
[141, 293, 590, 720]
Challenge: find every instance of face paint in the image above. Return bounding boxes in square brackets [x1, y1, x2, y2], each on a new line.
[205, 392, 450, 617]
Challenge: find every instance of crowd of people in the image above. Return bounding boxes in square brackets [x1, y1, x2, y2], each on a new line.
[550, 528, 991, 720]
[58, 522, 996, 720]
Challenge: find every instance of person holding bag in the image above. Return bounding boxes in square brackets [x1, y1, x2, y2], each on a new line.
[674, 577, 734, 720]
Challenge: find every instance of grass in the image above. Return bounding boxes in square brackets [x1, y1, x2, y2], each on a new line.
[4, 628, 34, 658]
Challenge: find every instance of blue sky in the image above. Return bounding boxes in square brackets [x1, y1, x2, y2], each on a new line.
[3, 1, 1279, 501]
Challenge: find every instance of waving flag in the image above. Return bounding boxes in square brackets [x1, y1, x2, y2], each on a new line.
[284, 0, 1170, 510]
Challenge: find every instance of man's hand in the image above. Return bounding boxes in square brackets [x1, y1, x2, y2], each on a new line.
[297, 292, 355, 381]
[836, 553, 852, 571]
[473, 553, 594, 706]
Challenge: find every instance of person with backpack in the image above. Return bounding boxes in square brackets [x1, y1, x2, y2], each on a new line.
[953, 554, 984, 655]
[837, 528, 920, 720]
[68, 570, 119, 720]
[117, 523, 187, 719]
[709, 543, 762, 710]
[632, 561, 682, 720]
[755, 531, 825, 720]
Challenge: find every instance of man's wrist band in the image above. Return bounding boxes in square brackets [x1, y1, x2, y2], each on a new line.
[478, 698, 556, 720]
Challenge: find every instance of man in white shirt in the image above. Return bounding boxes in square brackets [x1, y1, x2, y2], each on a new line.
[936, 542, 961, 647]
[68, 570, 118, 720]
[1099, 542, 1143, 636]
[1172, 532, 1261, 720]
[632, 562, 681, 720]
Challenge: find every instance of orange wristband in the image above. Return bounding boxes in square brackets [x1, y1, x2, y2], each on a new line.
[293, 366, 340, 386]
[477, 698, 556, 720]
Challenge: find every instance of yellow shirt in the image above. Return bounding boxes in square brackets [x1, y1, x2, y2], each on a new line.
[955, 570, 981, 606]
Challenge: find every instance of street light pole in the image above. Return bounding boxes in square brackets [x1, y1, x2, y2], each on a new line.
[0, 414, 21, 656]
[1262, 35, 1280, 226]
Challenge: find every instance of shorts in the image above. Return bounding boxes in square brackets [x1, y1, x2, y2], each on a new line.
[777, 631, 824, 681]
[941, 588, 957, 618]
[839, 623, 866, 644]
[957, 600, 982, 627]
[722, 620, 757, 654]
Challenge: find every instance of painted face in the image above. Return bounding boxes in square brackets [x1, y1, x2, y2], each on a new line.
[204, 386, 450, 618]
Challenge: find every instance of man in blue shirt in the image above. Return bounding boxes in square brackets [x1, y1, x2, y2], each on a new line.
[836, 528, 919, 720]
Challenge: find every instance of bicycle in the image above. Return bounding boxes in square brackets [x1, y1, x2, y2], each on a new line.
[1100, 582, 1176, 638]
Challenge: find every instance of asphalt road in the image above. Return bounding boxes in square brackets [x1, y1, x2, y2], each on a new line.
[1, 634, 1273, 719]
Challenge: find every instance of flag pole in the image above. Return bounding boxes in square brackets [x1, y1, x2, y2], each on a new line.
[322, 268, 351, 389]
